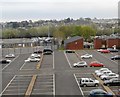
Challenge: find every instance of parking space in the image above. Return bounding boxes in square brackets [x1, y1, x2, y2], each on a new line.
[40, 53, 54, 69]
[31, 74, 55, 95]
[2, 55, 19, 70]
[64, 51, 80, 68]
[2, 75, 32, 95]
[74, 73, 103, 96]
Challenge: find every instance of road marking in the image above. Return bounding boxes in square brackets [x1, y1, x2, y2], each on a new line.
[0, 75, 16, 95]
[64, 51, 72, 68]
[25, 75, 37, 97]
[74, 74, 85, 97]
[94, 50, 118, 65]
[20, 62, 26, 70]
[53, 52, 55, 69]
[53, 74, 55, 96]
[2, 55, 19, 70]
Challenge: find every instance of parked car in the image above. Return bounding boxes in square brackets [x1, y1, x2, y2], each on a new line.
[96, 70, 112, 77]
[31, 54, 41, 58]
[97, 49, 103, 52]
[100, 73, 119, 80]
[111, 55, 120, 60]
[89, 61, 104, 67]
[0, 59, 11, 64]
[25, 57, 40, 62]
[65, 50, 75, 53]
[89, 89, 113, 97]
[116, 89, 120, 97]
[43, 48, 53, 55]
[81, 54, 92, 59]
[95, 68, 109, 74]
[73, 61, 87, 67]
[103, 78, 120, 86]
[34, 50, 42, 53]
[107, 48, 119, 52]
[79, 78, 99, 87]
[100, 49, 110, 53]
[5, 54, 15, 58]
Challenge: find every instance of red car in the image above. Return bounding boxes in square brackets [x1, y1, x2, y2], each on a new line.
[89, 61, 104, 67]
[100, 49, 110, 53]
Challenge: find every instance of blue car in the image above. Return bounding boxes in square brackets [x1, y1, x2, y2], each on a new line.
[89, 89, 113, 97]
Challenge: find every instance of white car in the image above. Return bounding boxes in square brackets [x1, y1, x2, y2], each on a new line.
[81, 54, 92, 59]
[73, 61, 87, 67]
[96, 70, 112, 77]
[5, 54, 15, 58]
[95, 68, 109, 74]
[79, 78, 99, 87]
[31, 54, 41, 58]
[100, 73, 119, 80]
[25, 57, 40, 62]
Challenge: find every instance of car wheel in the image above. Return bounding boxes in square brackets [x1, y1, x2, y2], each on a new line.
[83, 84, 87, 87]
[95, 84, 98, 87]
[107, 84, 110, 86]
[103, 78, 106, 80]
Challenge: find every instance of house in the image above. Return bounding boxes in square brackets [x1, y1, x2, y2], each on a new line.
[64, 36, 83, 50]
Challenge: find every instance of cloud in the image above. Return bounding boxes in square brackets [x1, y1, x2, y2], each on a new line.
[1, 0, 119, 22]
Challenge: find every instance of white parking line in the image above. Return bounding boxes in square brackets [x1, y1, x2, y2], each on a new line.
[2, 55, 19, 70]
[20, 62, 26, 70]
[53, 74, 55, 96]
[94, 50, 118, 65]
[53, 52, 55, 69]
[74, 74, 84, 97]
[64, 51, 72, 68]
[0, 75, 16, 95]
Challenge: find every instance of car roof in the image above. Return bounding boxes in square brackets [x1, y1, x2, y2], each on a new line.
[90, 89, 106, 93]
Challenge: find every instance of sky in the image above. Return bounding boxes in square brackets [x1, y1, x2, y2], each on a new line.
[0, 0, 120, 22]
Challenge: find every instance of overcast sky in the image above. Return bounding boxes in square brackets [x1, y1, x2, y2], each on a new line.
[0, 0, 119, 22]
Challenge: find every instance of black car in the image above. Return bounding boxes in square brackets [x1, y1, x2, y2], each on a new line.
[0, 59, 11, 64]
[111, 55, 120, 60]
[34, 50, 43, 53]
[43, 48, 53, 55]
[65, 50, 75, 53]
[107, 48, 119, 52]
[104, 79, 120, 86]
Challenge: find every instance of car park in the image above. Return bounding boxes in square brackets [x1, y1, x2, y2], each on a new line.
[96, 70, 112, 77]
[25, 57, 40, 62]
[95, 68, 109, 74]
[89, 89, 113, 97]
[31, 54, 41, 58]
[79, 78, 99, 87]
[65, 50, 75, 53]
[100, 73, 119, 80]
[0, 59, 11, 64]
[81, 54, 92, 59]
[111, 55, 120, 60]
[73, 61, 87, 67]
[5, 54, 15, 58]
[89, 61, 104, 67]
[103, 78, 120, 86]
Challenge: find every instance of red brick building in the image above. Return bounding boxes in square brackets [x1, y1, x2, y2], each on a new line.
[64, 36, 83, 50]
[94, 37, 120, 49]
[107, 38, 120, 48]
